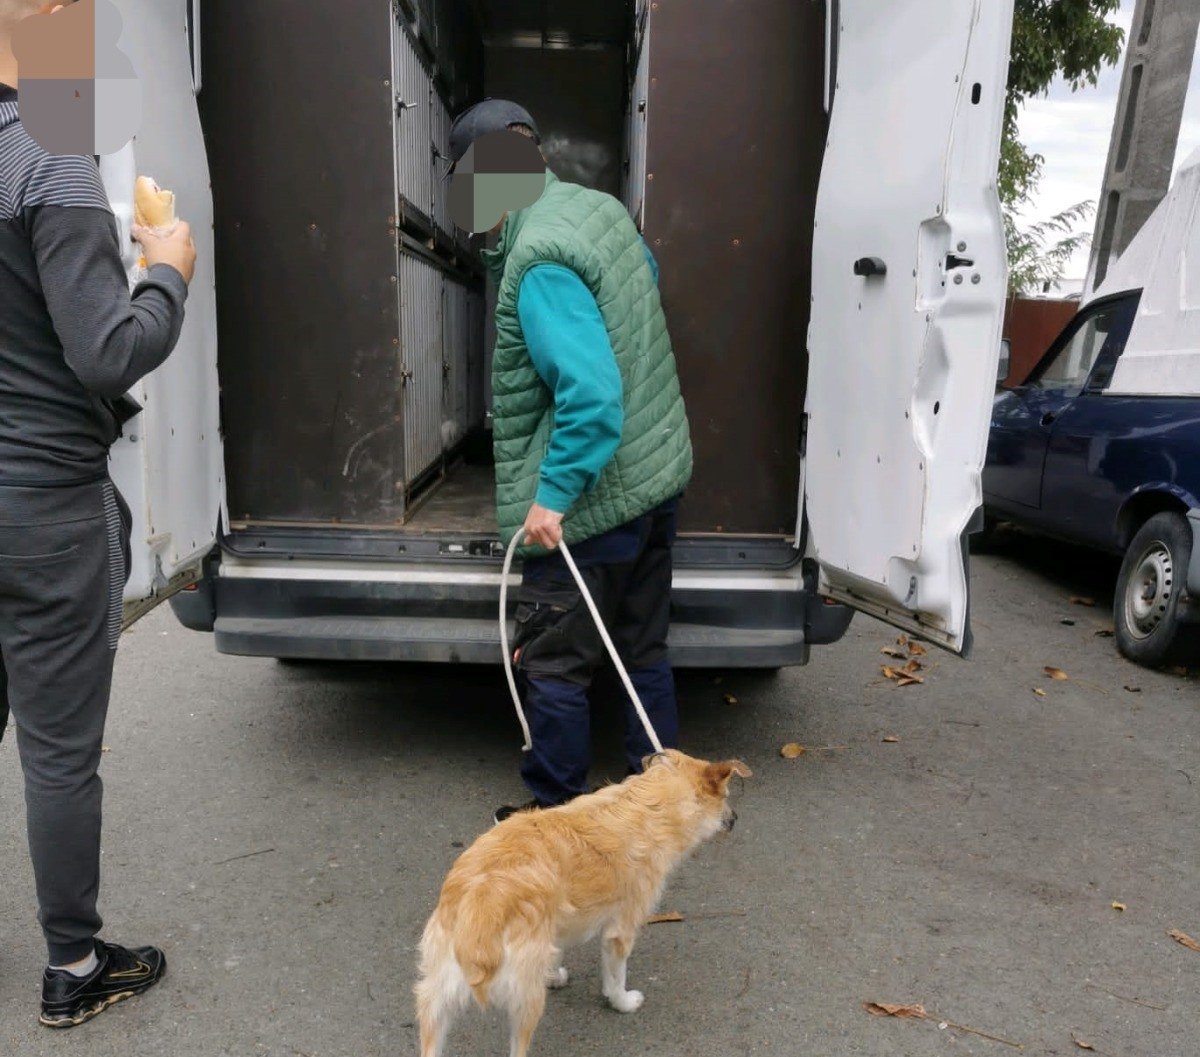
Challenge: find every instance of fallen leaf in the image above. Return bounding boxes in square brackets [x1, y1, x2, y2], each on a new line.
[908, 642, 928, 657]
[896, 635, 910, 648]
[1168, 928, 1200, 952]
[864, 1001, 927, 1019]
[1044, 666, 1069, 681]
[780, 742, 807, 759]
[1111, 901, 1126, 912]
[881, 646, 907, 659]
[1033, 687, 1047, 697]
[647, 911, 684, 924]
[900, 658, 923, 675]
[100, 746, 111, 754]
[1072, 1035, 1096, 1051]
[1124, 685, 1142, 693]
[896, 675, 924, 687]
[881, 665, 900, 680]
[723, 693, 738, 705]
[1094, 628, 1114, 637]
[882, 735, 900, 743]
[1070, 596, 1096, 607]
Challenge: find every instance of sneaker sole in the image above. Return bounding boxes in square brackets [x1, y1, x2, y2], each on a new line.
[40, 989, 138, 1029]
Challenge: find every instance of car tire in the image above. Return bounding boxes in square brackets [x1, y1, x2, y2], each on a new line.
[1114, 512, 1199, 667]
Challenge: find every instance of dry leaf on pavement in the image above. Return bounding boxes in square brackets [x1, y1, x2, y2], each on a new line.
[1168, 928, 1200, 952]
[864, 1002, 927, 1019]
[1111, 901, 1126, 912]
[723, 693, 738, 705]
[1044, 666, 1069, 680]
[896, 675, 924, 687]
[882, 735, 900, 743]
[1070, 596, 1096, 607]
[1094, 628, 1114, 637]
[1072, 1036, 1096, 1051]
[647, 911, 684, 924]
[881, 646, 907, 658]
[780, 743, 806, 759]
[1124, 685, 1141, 693]
[908, 641, 928, 657]
[1033, 687, 1047, 697]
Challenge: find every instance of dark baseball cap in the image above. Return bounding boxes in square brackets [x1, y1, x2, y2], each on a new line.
[449, 99, 541, 167]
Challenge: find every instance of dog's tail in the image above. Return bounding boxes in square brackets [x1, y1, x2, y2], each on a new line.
[450, 887, 507, 1008]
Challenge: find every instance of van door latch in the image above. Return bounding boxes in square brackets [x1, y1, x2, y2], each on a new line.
[945, 253, 974, 270]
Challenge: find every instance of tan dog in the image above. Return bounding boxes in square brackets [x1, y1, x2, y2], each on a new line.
[415, 749, 751, 1057]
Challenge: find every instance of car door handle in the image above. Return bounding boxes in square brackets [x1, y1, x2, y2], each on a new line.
[1040, 411, 1057, 426]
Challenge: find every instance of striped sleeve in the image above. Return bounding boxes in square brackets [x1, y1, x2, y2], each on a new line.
[20, 148, 189, 399]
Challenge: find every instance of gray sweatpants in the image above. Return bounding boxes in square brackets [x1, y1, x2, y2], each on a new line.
[0, 479, 130, 964]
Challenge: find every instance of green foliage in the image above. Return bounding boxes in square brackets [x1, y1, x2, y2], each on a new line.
[1006, 200, 1096, 294]
[1002, 1, 1124, 289]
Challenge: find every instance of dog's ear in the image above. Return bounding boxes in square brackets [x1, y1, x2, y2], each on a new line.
[703, 759, 753, 794]
[728, 759, 753, 779]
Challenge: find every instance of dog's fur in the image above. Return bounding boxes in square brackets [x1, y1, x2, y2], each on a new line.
[415, 749, 751, 1057]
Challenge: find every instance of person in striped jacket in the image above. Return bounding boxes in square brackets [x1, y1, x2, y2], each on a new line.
[0, 0, 195, 1029]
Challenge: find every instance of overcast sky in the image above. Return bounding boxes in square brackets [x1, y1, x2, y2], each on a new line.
[1018, 0, 1200, 285]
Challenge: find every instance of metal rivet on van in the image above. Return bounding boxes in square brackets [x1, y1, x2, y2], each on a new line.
[957, 241, 966, 251]
[971, 274, 981, 284]
[954, 274, 964, 284]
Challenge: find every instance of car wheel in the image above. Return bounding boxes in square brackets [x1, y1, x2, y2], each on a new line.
[1114, 512, 1198, 667]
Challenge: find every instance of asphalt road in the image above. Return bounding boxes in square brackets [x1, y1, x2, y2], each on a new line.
[1, 531, 1197, 1057]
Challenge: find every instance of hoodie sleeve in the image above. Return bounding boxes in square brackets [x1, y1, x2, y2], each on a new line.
[24, 153, 188, 399]
[517, 263, 624, 514]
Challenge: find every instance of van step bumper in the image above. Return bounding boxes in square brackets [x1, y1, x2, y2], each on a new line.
[214, 615, 811, 668]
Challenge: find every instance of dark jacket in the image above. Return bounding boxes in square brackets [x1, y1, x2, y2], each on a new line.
[0, 83, 187, 486]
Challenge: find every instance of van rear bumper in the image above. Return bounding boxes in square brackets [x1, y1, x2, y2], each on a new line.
[172, 555, 853, 667]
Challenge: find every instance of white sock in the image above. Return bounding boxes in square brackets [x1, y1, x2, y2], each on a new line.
[50, 950, 100, 978]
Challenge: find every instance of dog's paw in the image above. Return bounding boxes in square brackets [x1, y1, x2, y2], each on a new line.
[547, 966, 570, 989]
[607, 989, 644, 1014]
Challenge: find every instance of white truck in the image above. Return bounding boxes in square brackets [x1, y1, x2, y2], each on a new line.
[102, 0, 1012, 666]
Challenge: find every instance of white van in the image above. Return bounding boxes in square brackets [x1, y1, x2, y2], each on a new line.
[102, 0, 1012, 665]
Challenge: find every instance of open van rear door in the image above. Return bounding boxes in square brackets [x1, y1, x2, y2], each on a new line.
[98, 0, 224, 628]
[804, 0, 1012, 654]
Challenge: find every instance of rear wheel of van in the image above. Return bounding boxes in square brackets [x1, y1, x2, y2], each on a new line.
[1114, 512, 1199, 667]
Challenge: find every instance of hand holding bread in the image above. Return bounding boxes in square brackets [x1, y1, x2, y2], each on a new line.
[131, 175, 196, 285]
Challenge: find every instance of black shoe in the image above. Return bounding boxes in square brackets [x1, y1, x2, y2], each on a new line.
[40, 940, 167, 1029]
[493, 799, 542, 825]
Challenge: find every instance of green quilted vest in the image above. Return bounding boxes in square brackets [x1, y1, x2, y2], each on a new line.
[483, 171, 693, 549]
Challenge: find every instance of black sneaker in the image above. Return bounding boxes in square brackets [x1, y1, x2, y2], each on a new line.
[40, 940, 166, 1029]
[493, 799, 542, 825]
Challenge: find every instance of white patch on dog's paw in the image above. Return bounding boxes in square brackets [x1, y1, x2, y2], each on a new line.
[548, 967, 570, 989]
[608, 989, 644, 1013]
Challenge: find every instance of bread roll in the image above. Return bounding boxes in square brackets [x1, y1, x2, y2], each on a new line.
[134, 175, 176, 230]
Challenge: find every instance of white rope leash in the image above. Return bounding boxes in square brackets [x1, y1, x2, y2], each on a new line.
[500, 531, 665, 755]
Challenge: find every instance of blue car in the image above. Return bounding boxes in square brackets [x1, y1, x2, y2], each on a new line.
[983, 288, 1200, 666]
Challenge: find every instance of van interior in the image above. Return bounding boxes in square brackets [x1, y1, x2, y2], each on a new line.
[198, 0, 826, 551]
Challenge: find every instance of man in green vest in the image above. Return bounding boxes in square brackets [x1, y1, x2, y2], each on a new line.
[447, 100, 693, 822]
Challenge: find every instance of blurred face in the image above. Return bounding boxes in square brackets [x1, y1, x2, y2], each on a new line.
[10, 0, 140, 154]
[448, 129, 545, 234]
